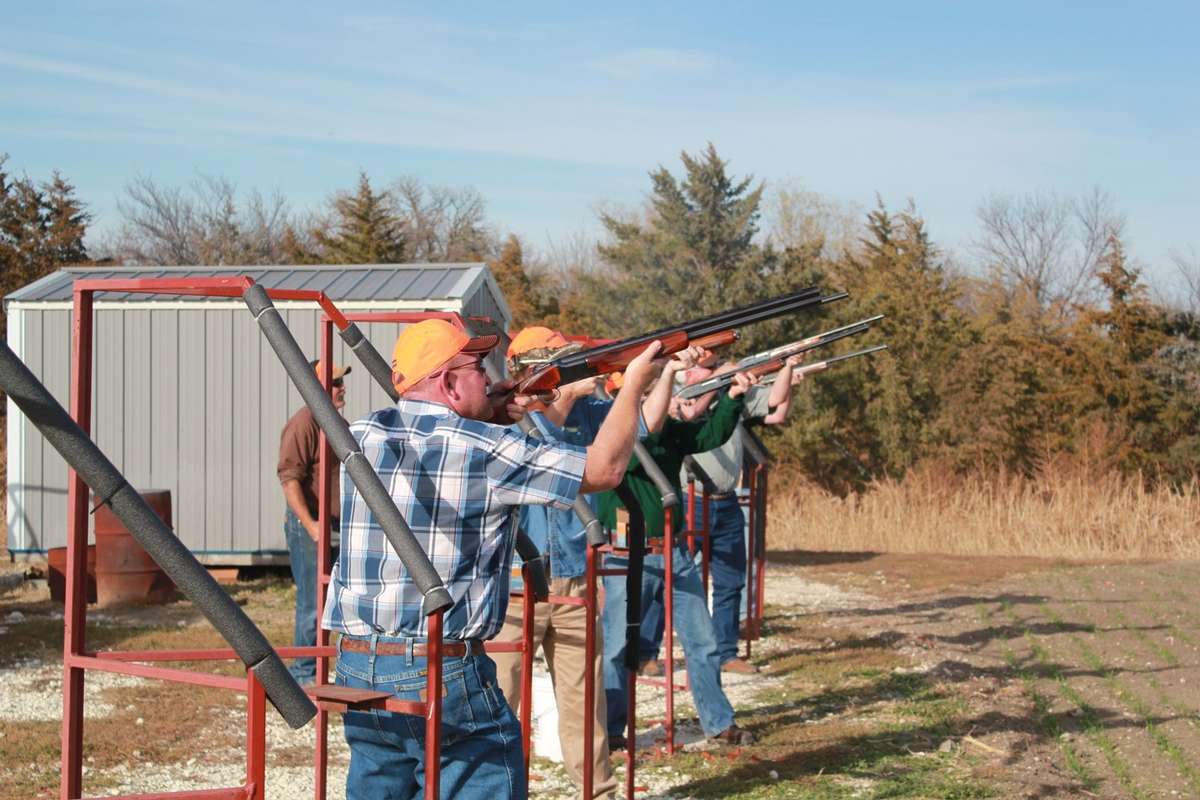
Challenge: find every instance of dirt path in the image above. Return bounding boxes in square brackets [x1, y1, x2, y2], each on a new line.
[3, 555, 1200, 798]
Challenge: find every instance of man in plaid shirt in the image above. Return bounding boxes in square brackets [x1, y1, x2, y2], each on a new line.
[323, 319, 662, 800]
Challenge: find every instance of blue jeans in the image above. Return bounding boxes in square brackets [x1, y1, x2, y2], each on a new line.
[284, 510, 317, 683]
[639, 497, 745, 665]
[602, 550, 735, 738]
[705, 497, 747, 664]
[336, 635, 526, 800]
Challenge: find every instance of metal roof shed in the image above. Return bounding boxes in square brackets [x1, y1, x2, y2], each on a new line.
[5, 264, 511, 563]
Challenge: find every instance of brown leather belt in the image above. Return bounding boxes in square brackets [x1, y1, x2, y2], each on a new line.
[339, 637, 486, 657]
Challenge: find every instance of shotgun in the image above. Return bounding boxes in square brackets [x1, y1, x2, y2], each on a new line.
[676, 315, 883, 400]
[512, 288, 847, 395]
[759, 344, 889, 385]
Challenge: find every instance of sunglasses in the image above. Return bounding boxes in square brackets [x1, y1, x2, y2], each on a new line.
[330, 378, 344, 388]
[432, 357, 486, 379]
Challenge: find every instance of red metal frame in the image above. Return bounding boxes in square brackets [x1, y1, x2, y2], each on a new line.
[739, 461, 769, 655]
[752, 463, 768, 639]
[59, 278, 457, 800]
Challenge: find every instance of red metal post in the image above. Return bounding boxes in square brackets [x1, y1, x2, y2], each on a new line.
[754, 464, 768, 639]
[743, 468, 757, 659]
[61, 287, 93, 800]
[625, 665, 636, 800]
[425, 610, 444, 800]
[519, 570, 535, 779]
[662, 507, 675, 755]
[701, 489, 711, 597]
[685, 481, 696, 558]
[582, 545, 597, 800]
[245, 672, 267, 800]
[314, 322, 335, 800]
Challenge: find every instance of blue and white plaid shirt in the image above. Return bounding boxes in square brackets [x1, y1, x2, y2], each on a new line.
[321, 398, 587, 640]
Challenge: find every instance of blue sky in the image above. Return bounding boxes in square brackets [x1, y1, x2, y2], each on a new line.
[2, 1, 1197, 291]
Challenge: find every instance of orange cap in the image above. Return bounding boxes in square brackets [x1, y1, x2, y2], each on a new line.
[392, 320, 497, 393]
[506, 326, 570, 359]
[309, 359, 351, 380]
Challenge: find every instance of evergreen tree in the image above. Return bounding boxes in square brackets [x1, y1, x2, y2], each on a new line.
[488, 235, 538, 328]
[311, 172, 407, 264]
[775, 202, 968, 491]
[1, 155, 90, 333]
[1060, 236, 1177, 474]
[41, 172, 89, 266]
[586, 143, 823, 356]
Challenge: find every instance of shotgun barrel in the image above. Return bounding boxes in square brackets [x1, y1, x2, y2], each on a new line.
[676, 314, 883, 400]
[759, 343, 889, 386]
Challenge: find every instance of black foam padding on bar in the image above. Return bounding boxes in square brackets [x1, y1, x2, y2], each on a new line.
[514, 529, 550, 601]
[243, 285, 453, 617]
[632, 441, 678, 508]
[339, 322, 400, 403]
[0, 341, 317, 729]
[614, 481, 646, 672]
[249, 652, 317, 728]
[582, 513, 607, 548]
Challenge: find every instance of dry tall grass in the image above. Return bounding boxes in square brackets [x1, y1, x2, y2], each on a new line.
[769, 462, 1200, 560]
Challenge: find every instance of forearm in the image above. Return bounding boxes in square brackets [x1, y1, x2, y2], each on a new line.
[763, 364, 793, 424]
[281, 480, 316, 527]
[542, 391, 579, 428]
[641, 364, 683, 433]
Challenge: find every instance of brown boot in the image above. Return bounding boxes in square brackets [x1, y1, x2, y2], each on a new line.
[721, 657, 759, 675]
[710, 724, 757, 746]
[638, 659, 664, 677]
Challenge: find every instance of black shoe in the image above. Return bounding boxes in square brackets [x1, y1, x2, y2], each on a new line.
[710, 724, 756, 746]
[608, 733, 627, 753]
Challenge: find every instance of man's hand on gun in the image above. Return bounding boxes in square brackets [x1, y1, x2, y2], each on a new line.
[785, 353, 808, 384]
[621, 340, 665, 394]
[727, 370, 760, 398]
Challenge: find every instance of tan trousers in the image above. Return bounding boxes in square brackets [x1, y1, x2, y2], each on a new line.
[493, 575, 617, 799]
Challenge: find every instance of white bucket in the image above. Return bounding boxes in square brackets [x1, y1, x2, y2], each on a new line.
[531, 671, 562, 762]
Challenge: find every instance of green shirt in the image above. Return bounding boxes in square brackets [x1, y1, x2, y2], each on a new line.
[598, 392, 745, 539]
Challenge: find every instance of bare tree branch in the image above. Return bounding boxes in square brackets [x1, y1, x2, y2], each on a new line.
[1171, 246, 1200, 313]
[973, 187, 1124, 313]
[106, 174, 297, 266]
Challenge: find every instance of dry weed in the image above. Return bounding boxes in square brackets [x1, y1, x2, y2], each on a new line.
[769, 463, 1200, 560]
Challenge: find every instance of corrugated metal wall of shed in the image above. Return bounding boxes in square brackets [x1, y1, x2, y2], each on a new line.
[7, 286, 511, 561]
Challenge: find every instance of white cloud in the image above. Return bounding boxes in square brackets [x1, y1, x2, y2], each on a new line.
[590, 47, 719, 79]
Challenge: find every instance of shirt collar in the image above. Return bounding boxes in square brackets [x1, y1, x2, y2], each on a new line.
[395, 397, 456, 417]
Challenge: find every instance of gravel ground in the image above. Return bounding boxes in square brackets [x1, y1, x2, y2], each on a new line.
[0, 566, 855, 798]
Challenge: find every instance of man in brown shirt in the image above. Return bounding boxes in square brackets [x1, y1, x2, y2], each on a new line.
[277, 359, 349, 684]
